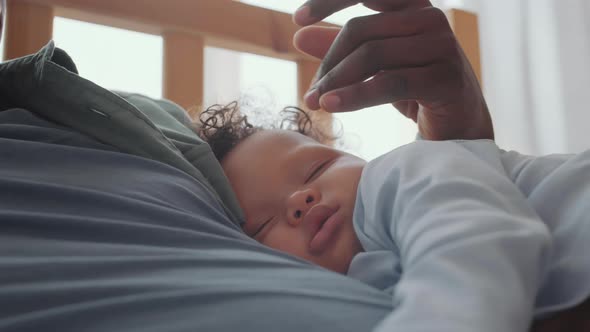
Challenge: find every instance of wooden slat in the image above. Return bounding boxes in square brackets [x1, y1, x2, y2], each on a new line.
[163, 31, 204, 111]
[21, 0, 336, 62]
[448, 9, 482, 84]
[4, 0, 53, 60]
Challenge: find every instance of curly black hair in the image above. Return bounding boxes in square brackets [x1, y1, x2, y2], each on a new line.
[194, 101, 332, 162]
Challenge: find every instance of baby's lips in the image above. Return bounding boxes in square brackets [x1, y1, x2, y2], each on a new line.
[304, 204, 336, 238]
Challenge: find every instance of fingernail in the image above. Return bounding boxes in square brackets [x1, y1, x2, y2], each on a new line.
[293, 5, 311, 25]
[304, 88, 320, 110]
[320, 94, 341, 112]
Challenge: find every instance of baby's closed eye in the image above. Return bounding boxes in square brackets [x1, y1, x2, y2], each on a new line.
[305, 158, 334, 184]
[250, 216, 275, 238]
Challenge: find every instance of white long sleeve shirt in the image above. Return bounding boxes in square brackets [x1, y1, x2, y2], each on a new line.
[348, 139, 590, 331]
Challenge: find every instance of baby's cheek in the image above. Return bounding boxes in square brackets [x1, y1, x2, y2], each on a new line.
[260, 228, 310, 259]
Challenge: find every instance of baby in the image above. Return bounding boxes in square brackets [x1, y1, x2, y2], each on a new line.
[197, 102, 590, 331]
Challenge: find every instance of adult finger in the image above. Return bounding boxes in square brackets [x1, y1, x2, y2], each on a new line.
[305, 31, 455, 110]
[313, 7, 448, 88]
[294, 0, 433, 26]
[293, 26, 341, 60]
[294, 0, 360, 26]
[393, 100, 419, 122]
[315, 63, 460, 113]
[363, 0, 432, 12]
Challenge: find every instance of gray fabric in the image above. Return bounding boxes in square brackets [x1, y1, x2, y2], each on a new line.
[0, 108, 391, 332]
[0, 41, 243, 226]
[0, 45, 393, 331]
[114, 91, 244, 227]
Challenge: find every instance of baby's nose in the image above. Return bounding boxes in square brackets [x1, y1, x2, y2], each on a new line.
[286, 188, 320, 226]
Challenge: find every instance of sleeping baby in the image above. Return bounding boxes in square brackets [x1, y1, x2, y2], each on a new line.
[196, 103, 590, 332]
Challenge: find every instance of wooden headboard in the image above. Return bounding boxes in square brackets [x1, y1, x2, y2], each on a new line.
[5, 0, 480, 113]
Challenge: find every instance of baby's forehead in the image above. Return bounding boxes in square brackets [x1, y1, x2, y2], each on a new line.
[244, 129, 318, 153]
[224, 129, 318, 171]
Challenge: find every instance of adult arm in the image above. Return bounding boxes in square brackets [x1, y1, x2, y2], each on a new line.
[354, 141, 551, 332]
[293, 0, 493, 140]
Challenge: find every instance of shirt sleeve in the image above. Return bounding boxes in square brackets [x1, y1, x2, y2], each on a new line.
[354, 140, 552, 332]
[500, 149, 590, 313]
[500, 149, 572, 195]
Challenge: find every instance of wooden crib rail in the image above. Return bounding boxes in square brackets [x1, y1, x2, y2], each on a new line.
[5, 0, 480, 114]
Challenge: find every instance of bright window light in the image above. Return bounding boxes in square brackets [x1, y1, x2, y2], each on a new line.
[239, 52, 298, 111]
[53, 17, 163, 99]
[204, 45, 297, 125]
[239, 0, 375, 25]
[204, 46, 243, 107]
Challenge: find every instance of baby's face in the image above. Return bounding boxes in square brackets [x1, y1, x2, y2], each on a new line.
[222, 130, 365, 273]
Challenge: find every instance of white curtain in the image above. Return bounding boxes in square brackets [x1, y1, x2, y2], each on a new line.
[444, 0, 590, 155]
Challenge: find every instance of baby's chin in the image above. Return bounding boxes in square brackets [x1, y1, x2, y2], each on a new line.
[331, 226, 364, 274]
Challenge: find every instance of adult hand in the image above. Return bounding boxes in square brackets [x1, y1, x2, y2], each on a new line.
[293, 0, 494, 140]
